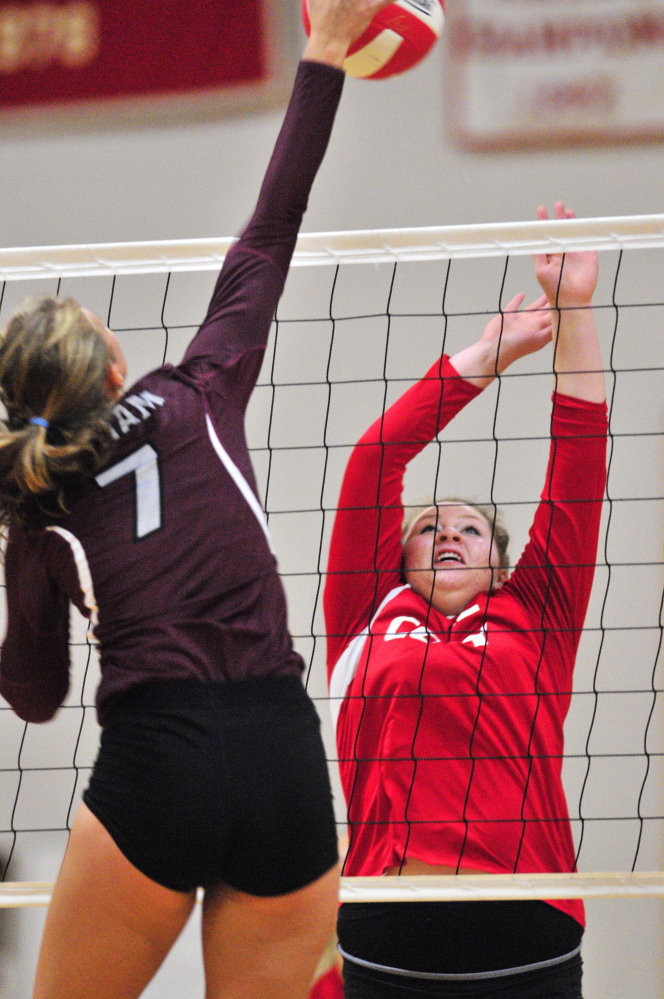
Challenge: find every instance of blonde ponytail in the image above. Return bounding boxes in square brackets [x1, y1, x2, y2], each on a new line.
[0, 297, 116, 526]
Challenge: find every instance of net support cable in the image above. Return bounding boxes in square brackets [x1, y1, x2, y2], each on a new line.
[2, 873, 664, 909]
[1, 214, 664, 280]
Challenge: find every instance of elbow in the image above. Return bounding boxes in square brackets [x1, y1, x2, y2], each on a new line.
[0, 675, 67, 724]
[16, 700, 61, 724]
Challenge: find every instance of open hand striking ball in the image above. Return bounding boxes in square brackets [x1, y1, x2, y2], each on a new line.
[302, 0, 445, 80]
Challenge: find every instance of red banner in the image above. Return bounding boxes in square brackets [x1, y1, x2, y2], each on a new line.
[0, 0, 268, 110]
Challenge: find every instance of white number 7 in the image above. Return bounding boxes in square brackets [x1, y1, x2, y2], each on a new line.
[96, 444, 162, 539]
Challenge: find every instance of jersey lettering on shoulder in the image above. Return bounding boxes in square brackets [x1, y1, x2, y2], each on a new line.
[60, 371, 277, 644]
[108, 390, 165, 440]
[330, 590, 493, 733]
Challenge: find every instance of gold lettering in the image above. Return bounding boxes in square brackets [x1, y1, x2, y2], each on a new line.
[62, 3, 99, 68]
[0, 2, 99, 75]
[0, 12, 24, 74]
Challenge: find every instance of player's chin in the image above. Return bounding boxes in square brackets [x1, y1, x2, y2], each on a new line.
[432, 564, 469, 578]
[432, 566, 493, 596]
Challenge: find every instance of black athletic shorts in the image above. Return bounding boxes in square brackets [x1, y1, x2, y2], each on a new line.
[342, 953, 583, 999]
[338, 900, 583, 974]
[83, 676, 339, 895]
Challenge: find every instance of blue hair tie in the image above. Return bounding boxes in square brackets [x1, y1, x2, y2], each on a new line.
[29, 416, 49, 429]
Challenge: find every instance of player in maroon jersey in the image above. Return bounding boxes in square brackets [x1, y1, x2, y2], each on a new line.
[0, 3, 393, 998]
[325, 205, 607, 998]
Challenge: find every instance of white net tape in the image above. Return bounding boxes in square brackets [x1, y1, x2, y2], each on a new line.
[0, 214, 663, 280]
[2, 873, 664, 909]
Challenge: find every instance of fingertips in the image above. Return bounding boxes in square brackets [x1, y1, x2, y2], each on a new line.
[505, 292, 526, 311]
[526, 293, 549, 312]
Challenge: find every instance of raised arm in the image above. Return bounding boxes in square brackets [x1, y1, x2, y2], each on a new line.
[324, 293, 552, 668]
[534, 201, 605, 403]
[183, 0, 392, 396]
[509, 208, 607, 645]
[324, 357, 482, 671]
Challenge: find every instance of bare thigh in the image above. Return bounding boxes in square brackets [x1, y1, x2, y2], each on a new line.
[202, 861, 341, 999]
[33, 802, 196, 999]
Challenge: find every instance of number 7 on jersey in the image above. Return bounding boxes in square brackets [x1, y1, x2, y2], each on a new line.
[96, 444, 162, 539]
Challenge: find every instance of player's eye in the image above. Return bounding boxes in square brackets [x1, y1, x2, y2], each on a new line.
[420, 523, 436, 533]
[463, 525, 480, 535]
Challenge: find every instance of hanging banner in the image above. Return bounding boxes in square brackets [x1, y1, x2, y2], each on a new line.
[0, 0, 294, 127]
[446, 0, 664, 150]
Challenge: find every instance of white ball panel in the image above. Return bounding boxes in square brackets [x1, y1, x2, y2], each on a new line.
[396, 0, 444, 36]
[343, 29, 403, 79]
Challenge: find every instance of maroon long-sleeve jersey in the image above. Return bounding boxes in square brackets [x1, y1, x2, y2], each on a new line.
[0, 60, 344, 725]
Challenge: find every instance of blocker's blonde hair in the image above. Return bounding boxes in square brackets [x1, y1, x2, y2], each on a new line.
[402, 498, 511, 571]
[0, 296, 116, 527]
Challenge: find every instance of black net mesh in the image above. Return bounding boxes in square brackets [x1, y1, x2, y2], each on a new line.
[0, 246, 663, 888]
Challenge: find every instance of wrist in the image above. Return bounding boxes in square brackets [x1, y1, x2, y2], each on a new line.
[302, 33, 349, 68]
[450, 337, 499, 388]
[546, 296, 593, 312]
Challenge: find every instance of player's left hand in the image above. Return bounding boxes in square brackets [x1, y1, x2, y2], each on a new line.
[534, 202, 599, 309]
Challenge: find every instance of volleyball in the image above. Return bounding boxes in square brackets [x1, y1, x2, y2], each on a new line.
[302, 0, 444, 79]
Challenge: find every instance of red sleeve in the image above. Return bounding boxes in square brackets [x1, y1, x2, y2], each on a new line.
[0, 529, 71, 723]
[309, 967, 344, 999]
[507, 393, 608, 646]
[324, 356, 482, 674]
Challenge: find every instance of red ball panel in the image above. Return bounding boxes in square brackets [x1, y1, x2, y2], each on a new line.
[302, 0, 443, 79]
[369, 11, 439, 78]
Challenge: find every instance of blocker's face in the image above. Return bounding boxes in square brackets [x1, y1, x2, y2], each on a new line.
[402, 504, 506, 617]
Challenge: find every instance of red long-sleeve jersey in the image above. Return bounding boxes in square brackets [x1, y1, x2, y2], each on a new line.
[324, 355, 608, 928]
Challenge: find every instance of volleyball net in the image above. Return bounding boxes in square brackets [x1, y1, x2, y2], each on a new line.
[1, 214, 663, 908]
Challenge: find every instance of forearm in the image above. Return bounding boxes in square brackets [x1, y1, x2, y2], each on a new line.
[238, 60, 344, 275]
[448, 338, 501, 391]
[511, 393, 607, 631]
[2, 532, 72, 722]
[184, 61, 343, 368]
[326, 356, 481, 661]
[551, 305, 605, 403]
[533, 203, 604, 402]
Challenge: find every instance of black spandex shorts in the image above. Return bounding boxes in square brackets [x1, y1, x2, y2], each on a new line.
[342, 953, 583, 999]
[337, 900, 583, 975]
[83, 676, 339, 895]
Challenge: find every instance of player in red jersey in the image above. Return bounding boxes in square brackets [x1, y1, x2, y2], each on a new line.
[325, 205, 607, 998]
[0, 4, 393, 998]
